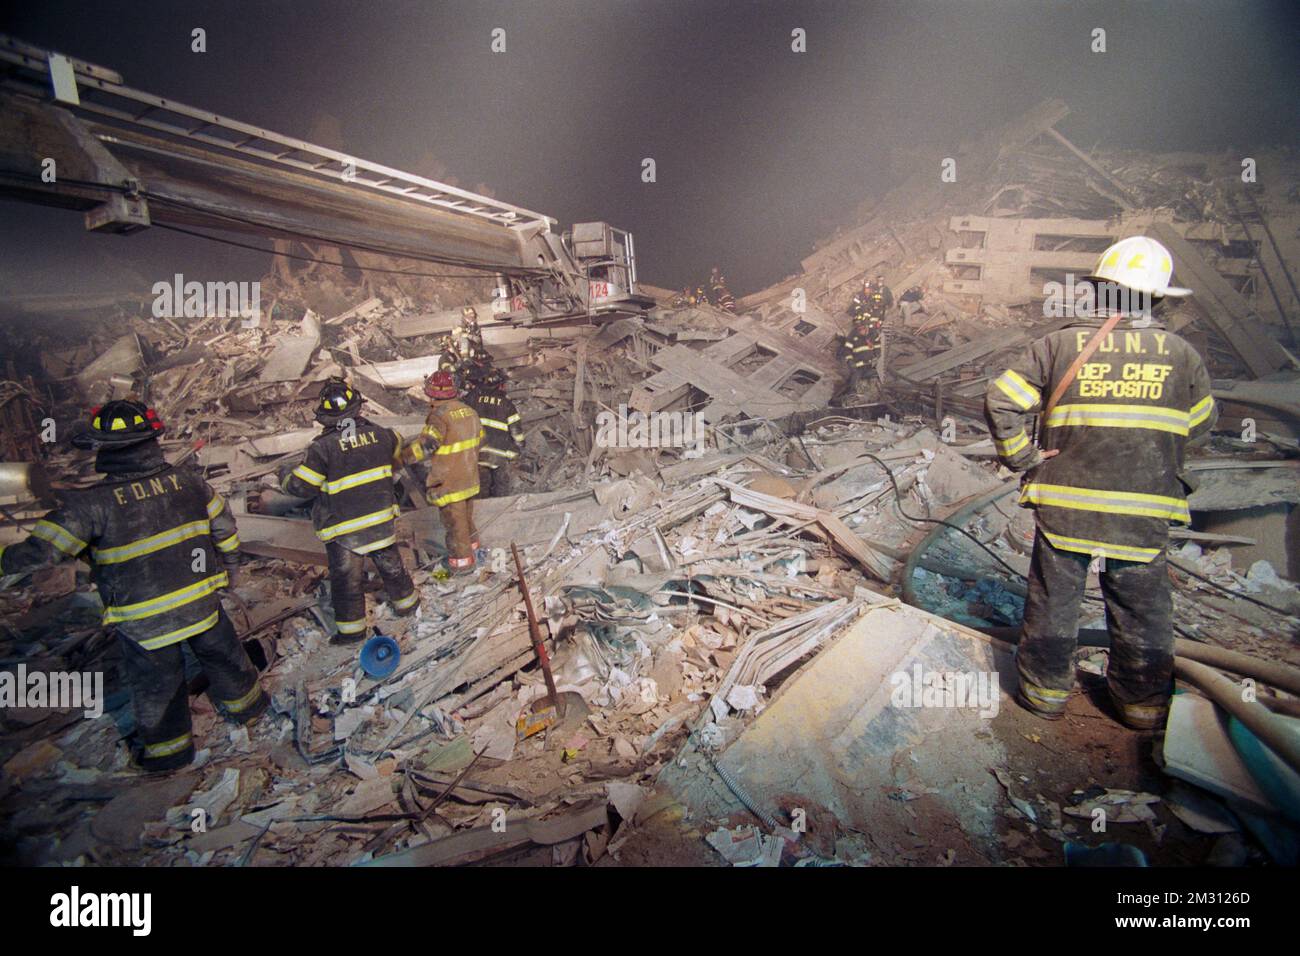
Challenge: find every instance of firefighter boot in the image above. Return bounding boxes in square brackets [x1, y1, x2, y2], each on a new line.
[370, 542, 421, 617]
[1100, 551, 1175, 731]
[190, 610, 269, 725]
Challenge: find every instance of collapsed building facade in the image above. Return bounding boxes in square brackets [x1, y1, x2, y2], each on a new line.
[1, 39, 1299, 868]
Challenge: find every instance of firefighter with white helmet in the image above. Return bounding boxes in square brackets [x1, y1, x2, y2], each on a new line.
[984, 236, 1215, 730]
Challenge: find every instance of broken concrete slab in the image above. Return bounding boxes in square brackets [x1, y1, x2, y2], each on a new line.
[259, 310, 322, 383]
[663, 595, 1013, 856]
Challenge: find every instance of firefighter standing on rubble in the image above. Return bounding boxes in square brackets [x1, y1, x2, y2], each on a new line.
[464, 368, 524, 497]
[836, 276, 894, 398]
[850, 275, 893, 322]
[281, 379, 421, 642]
[450, 308, 495, 391]
[710, 267, 737, 313]
[0, 401, 268, 772]
[984, 236, 1217, 730]
[419, 370, 484, 574]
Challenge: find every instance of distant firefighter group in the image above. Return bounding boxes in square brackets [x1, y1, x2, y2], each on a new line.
[673, 267, 736, 313]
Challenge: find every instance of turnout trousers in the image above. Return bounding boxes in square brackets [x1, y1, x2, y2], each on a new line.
[1017, 529, 1175, 729]
[326, 541, 420, 641]
[439, 498, 480, 572]
[120, 608, 266, 772]
[478, 463, 512, 498]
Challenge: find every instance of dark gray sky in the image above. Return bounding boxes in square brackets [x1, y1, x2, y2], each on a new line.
[2, 0, 1297, 298]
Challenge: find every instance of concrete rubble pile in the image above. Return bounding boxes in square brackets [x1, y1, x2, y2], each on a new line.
[2, 99, 1299, 868]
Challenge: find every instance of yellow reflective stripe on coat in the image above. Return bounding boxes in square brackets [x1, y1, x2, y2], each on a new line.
[137, 610, 221, 651]
[32, 519, 88, 556]
[993, 369, 1040, 410]
[144, 733, 193, 758]
[434, 431, 483, 455]
[404, 441, 427, 462]
[994, 429, 1029, 457]
[336, 617, 368, 635]
[506, 413, 521, 425]
[1040, 531, 1162, 564]
[481, 417, 510, 431]
[482, 446, 519, 460]
[1189, 394, 1215, 428]
[322, 465, 393, 495]
[206, 495, 226, 519]
[317, 505, 400, 541]
[1044, 403, 1189, 436]
[352, 535, 397, 555]
[291, 464, 326, 487]
[433, 485, 479, 507]
[92, 520, 210, 565]
[103, 573, 228, 624]
[422, 424, 443, 443]
[214, 532, 240, 554]
[1020, 482, 1190, 522]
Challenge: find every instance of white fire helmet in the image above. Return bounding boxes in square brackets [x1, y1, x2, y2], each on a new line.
[1087, 235, 1192, 297]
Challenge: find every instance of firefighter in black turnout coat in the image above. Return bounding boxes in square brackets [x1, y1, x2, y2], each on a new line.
[281, 379, 421, 642]
[0, 401, 268, 772]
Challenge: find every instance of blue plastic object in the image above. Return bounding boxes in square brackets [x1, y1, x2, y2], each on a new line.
[1064, 841, 1148, 867]
[359, 634, 401, 679]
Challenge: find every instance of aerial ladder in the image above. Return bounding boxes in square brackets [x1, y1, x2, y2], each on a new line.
[0, 34, 653, 324]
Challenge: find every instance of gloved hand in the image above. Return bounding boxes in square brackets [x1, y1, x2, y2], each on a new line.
[224, 564, 244, 590]
[1017, 447, 1059, 472]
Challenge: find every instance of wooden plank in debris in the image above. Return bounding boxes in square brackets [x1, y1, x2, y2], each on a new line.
[1150, 224, 1290, 378]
